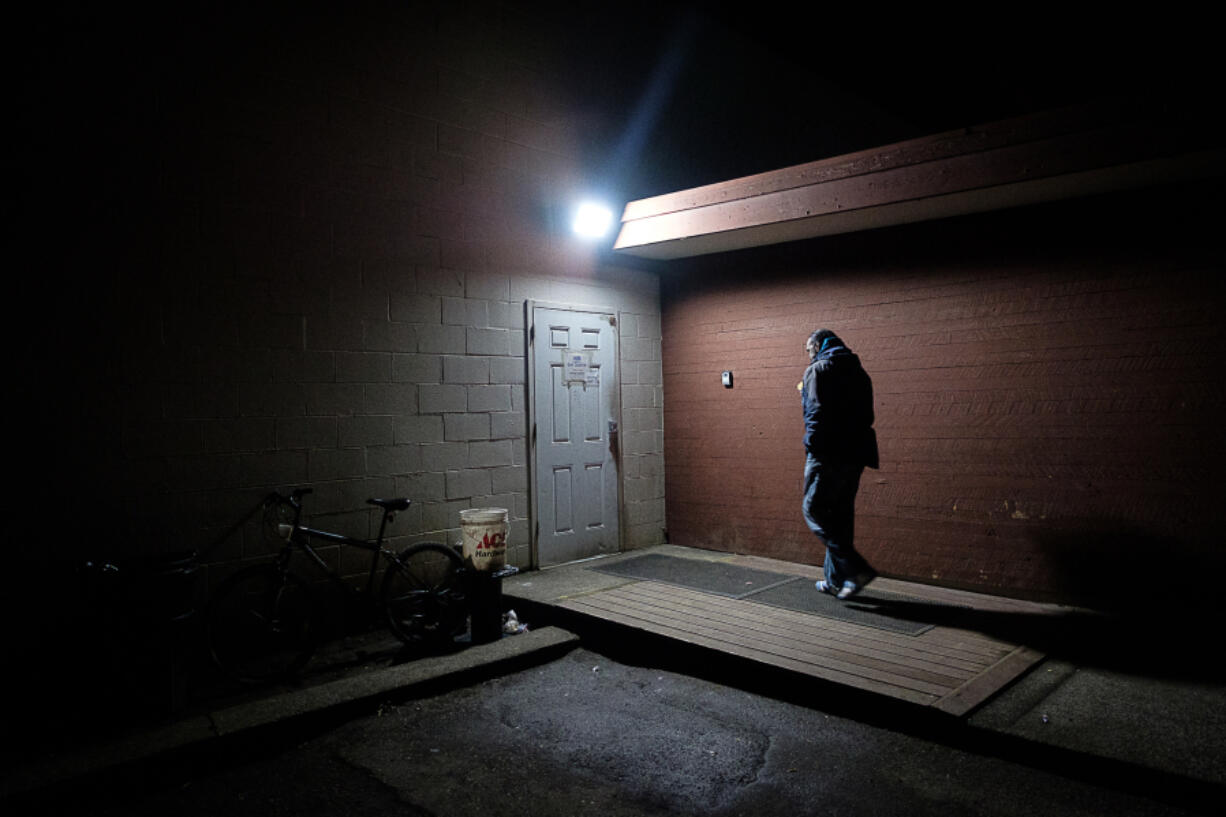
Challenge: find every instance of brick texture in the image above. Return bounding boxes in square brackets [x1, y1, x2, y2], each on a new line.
[660, 186, 1225, 604]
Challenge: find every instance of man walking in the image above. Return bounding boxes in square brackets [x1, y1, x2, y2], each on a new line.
[801, 329, 880, 600]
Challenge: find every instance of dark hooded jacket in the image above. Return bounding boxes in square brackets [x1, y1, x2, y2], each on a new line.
[801, 341, 879, 467]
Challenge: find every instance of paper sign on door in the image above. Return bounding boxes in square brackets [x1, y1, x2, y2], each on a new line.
[564, 350, 590, 383]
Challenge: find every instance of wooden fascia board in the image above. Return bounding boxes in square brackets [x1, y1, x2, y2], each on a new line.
[620, 106, 1112, 222]
[616, 150, 1225, 260]
[613, 110, 1226, 260]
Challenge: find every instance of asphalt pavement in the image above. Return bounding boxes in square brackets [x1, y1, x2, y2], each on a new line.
[2, 546, 1223, 812]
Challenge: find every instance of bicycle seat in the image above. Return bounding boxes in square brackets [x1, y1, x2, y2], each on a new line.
[367, 497, 411, 511]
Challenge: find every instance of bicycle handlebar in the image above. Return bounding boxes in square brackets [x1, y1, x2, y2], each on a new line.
[264, 488, 313, 507]
[268, 488, 408, 526]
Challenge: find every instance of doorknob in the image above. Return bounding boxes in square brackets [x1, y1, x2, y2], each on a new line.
[608, 419, 618, 435]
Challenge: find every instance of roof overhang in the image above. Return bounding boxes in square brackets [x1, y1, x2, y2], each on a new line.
[613, 103, 1226, 260]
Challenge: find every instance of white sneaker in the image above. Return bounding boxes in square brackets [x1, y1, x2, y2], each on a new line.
[836, 570, 878, 600]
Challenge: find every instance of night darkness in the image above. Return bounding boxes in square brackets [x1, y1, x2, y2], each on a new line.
[12, 3, 1216, 215]
[4, 5, 1224, 804]
[9, 3, 1217, 542]
[552, 2, 1218, 204]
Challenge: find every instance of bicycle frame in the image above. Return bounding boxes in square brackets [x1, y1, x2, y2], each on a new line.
[270, 489, 403, 597]
[210, 488, 468, 684]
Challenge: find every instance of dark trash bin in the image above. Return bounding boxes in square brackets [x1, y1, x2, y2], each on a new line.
[122, 550, 200, 625]
[82, 550, 200, 718]
[466, 565, 519, 644]
[125, 550, 200, 714]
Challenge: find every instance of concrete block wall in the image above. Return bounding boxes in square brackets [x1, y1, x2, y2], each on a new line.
[20, 1, 665, 600]
[660, 185, 1225, 605]
[617, 310, 667, 547]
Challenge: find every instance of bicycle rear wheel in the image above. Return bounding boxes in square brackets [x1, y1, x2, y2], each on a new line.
[206, 563, 315, 683]
[382, 543, 466, 645]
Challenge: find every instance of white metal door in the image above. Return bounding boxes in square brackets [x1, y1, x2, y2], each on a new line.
[529, 304, 620, 567]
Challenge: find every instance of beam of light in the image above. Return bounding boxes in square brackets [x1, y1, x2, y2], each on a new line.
[607, 11, 697, 179]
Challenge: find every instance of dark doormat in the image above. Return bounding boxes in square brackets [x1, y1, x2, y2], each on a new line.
[743, 577, 934, 636]
[590, 553, 937, 636]
[591, 553, 798, 598]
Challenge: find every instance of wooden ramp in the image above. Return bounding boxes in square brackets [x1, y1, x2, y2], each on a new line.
[559, 579, 1043, 716]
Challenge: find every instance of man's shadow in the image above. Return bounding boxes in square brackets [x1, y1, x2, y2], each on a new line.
[847, 523, 1225, 682]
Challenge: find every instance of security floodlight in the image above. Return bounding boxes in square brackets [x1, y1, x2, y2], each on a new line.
[572, 201, 614, 239]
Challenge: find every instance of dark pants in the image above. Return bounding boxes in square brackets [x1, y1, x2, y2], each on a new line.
[802, 454, 871, 588]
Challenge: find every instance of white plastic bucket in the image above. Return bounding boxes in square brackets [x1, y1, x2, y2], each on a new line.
[459, 508, 508, 570]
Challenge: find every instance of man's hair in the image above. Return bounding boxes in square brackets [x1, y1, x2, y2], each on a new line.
[807, 328, 841, 354]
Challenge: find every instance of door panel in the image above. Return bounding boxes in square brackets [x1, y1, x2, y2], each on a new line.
[531, 305, 619, 567]
[551, 466, 573, 534]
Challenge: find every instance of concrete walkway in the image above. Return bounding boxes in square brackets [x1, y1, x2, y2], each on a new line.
[506, 546, 1226, 791]
[3, 545, 1223, 807]
[1, 627, 581, 803]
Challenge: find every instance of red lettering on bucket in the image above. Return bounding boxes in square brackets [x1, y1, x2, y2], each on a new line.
[477, 531, 506, 550]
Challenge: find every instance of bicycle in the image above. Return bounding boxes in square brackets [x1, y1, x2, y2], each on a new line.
[205, 488, 466, 683]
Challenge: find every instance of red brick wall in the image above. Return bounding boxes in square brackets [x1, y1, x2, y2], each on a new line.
[661, 185, 1225, 604]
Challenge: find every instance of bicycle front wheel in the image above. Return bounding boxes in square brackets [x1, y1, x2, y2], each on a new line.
[382, 543, 466, 645]
[206, 564, 315, 683]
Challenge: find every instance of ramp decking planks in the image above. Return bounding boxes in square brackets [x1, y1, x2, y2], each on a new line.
[559, 580, 1043, 716]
